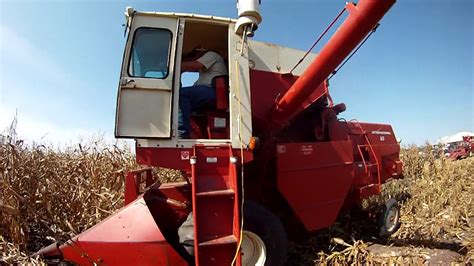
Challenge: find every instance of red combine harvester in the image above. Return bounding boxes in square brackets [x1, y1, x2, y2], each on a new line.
[36, 0, 403, 265]
[447, 136, 474, 160]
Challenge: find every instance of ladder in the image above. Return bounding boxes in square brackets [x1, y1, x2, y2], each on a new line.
[191, 144, 241, 265]
[353, 123, 382, 199]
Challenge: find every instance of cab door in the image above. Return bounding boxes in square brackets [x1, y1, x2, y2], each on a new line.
[115, 15, 178, 138]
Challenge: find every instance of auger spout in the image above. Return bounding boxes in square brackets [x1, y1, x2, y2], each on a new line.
[272, 0, 396, 126]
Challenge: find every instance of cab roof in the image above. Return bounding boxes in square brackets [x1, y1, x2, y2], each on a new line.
[135, 11, 237, 24]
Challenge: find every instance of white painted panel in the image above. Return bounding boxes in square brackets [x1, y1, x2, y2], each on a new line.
[117, 88, 172, 137]
[248, 40, 317, 75]
[229, 27, 253, 148]
[115, 15, 178, 138]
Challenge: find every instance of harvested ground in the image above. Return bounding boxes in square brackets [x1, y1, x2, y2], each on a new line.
[1, 129, 473, 264]
[367, 244, 462, 264]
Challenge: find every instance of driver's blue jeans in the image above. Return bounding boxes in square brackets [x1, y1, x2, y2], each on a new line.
[179, 84, 216, 138]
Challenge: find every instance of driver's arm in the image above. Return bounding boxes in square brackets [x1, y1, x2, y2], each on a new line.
[181, 60, 205, 72]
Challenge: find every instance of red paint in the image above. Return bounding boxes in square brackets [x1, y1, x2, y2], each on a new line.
[276, 121, 402, 231]
[277, 141, 355, 231]
[249, 69, 331, 130]
[37, 0, 403, 264]
[249, 69, 298, 125]
[136, 146, 253, 173]
[274, 0, 396, 126]
[260, 102, 402, 231]
[347, 121, 403, 204]
[191, 145, 241, 265]
[447, 136, 474, 160]
[215, 76, 229, 110]
[57, 196, 187, 265]
[124, 168, 155, 205]
[206, 111, 230, 139]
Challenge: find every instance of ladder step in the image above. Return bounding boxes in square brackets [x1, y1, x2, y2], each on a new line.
[198, 235, 237, 247]
[196, 189, 235, 197]
[366, 163, 378, 167]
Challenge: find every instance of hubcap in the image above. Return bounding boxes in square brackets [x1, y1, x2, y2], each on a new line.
[241, 230, 266, 266]
[385, 206, 399, 232]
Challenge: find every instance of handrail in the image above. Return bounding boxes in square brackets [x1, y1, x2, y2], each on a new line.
[357, 144, 370, 173]
[354, 122, 381, 186]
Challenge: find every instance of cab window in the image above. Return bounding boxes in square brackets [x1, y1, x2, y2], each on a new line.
[128, 28, 172, 79]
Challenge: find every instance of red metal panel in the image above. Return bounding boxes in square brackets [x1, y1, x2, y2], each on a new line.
[348, 122, 403, 181]
[191, 145, 241, 266]
[249, 69, 298, 125]
[61, 242, 185, 265]
[207, 112, 230, 139]
[136, 147, 194, 172]
[273, 0, 396, 126]
[58, 196, 187, 265]
[215, 77, 229, 110]
[124, 168, 156, 205]
[344, 121, 403, 204]
[155, 181, 191, 203]
[124, 171, 140, 205]
[136, 147, 253, 171]
[277, 141, 354, 231]
[249, 69, 331, 131]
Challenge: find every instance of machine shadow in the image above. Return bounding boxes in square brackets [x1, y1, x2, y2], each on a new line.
[286, 189, 465, 265]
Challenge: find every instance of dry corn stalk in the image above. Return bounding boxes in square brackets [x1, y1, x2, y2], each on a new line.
[1, 128, 472, 264]
[0, 235, 45, 265]
[0, 129, 183, 258]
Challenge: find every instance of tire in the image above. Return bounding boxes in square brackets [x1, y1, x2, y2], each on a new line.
[377, 198, 401, 238]
[243, 201, 288, 266]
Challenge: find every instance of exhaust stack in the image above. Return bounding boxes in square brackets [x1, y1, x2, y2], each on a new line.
[235, 0, 262, 36]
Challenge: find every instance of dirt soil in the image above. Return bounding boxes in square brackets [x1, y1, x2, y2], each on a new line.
[367, 244, 463, 264]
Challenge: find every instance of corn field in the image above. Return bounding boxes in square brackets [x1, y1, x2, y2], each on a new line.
[1, 130, 473, 264]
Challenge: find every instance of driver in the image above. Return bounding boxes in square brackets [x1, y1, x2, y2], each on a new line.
[179, 46, 227, 138]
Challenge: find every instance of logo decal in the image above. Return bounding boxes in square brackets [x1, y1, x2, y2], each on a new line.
[301, 145, 313, 155]
[277, 145, 286, 154]
[371, 131, 391, 135]
[181, 151, 190, 160]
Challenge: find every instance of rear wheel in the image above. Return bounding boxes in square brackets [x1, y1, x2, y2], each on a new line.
[242, 201, 287, 266]
[377, 198, 401, 238]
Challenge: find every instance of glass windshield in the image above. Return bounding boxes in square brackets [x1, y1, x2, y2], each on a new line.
[129, 28, 172, 79]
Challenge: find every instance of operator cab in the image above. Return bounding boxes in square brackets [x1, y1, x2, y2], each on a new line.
[115, 9, 253, 149]
[181, 20, 230, 140]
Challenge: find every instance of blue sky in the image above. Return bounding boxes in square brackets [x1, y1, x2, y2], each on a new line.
[0, 0, 472, 145]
